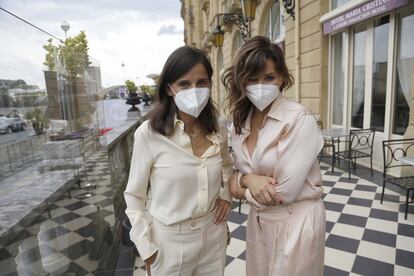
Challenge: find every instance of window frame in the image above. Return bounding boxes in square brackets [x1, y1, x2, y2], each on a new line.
[328, 11, 408, 140]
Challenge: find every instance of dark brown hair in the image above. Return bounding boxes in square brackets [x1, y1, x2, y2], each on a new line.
[222, 36, 294, 135]
[149, 46, 218, 136]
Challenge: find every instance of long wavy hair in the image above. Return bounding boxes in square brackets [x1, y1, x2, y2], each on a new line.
[149, 46, 218, 136]
[222, 36, 294, 135]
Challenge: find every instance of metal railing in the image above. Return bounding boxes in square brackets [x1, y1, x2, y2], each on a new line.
[0, 134, 46, 178]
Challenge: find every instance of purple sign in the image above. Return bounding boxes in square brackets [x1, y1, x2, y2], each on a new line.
[323, 0, 408, 34]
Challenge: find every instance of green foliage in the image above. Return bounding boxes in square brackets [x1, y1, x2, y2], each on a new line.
[140, 84, 156, 96]
[42, 31, 90, 78]
[25, 108, 49, 125]
[139, 84, 151, 94]
[25, 108, 49, 135]
[61, 31, 90, 78]
[0, 79, 38, 90]
[43, 38, 58, 71]
[0, 94, 13, 108]
[125, 80, 138, 94]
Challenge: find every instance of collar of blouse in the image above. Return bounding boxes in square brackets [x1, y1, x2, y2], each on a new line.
[243, 94, 285, 133]
[173, 116, 222, 146]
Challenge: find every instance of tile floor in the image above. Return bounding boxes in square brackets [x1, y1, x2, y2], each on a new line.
[0, 149, 119, 276]
[127, 163, 414, 276]
[1, 153, 413, 276]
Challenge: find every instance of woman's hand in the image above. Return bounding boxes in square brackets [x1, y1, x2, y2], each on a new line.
[214, 197, 231, 224]
[242, 174, 282, 206]
[229, 173, 246, 200]
[144, 251, 158, 275]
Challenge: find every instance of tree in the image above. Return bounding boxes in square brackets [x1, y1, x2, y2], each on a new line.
[43, 38, 58, 71]
[61, 31, 90, 78]
[0, 94, 13, 108]
[42, 31, 90, 78]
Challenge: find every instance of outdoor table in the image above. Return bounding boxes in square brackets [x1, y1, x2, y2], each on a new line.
[400, 156, 414, 166]
[320, 128, 350, 172]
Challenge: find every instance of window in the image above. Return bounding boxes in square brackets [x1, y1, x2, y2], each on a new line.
[264, 1, 285, 42]
[393, 11, 413, 135]
[351, 25, 367, 129]
[332, 32, 346, 126]
[370, 16, 389, 132]
[331, 0, 350, 10]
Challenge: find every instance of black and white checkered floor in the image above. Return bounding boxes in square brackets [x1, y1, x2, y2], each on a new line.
[1, 154, 413, 276]
[129, 164, 414, 276]
[0, 149, 117, 276]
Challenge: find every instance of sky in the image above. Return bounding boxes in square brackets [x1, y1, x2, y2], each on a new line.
[0, 0, 184, 89]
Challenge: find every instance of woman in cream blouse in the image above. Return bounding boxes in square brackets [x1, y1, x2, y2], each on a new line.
[124, 46, 232, 276]
[224, 36, 326, 276]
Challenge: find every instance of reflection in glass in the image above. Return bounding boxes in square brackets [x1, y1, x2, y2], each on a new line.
[351, 25, 367, 129]
[394, 11, 413, 135]
[332, 32, 346, 125]
[371, 16, 389, 132]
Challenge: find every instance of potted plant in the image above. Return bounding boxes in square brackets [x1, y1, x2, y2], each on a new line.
[26, 108, 49, 135]
[125, 80, 141, 112]
[139, 84, 154, 107]
[42, 31, 92, 130]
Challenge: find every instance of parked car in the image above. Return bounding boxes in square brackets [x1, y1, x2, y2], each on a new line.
[0, 117, 27, 134]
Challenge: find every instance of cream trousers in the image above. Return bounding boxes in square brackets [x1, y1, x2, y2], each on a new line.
[148, 211, 227, 276]
[246, 198, 326, 276]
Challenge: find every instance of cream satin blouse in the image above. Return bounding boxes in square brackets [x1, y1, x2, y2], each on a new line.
[231, 95, 324, 210]
[124, 119, 232, 260]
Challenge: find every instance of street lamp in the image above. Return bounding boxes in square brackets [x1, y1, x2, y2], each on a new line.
[121, 62, 125, 81]
[241, 0, 257, 20]
[213, 26, 225, 48]
[60, 21, 70, 39]
[212, 0, 257, 47]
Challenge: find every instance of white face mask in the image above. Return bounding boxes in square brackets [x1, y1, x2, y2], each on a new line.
[246, 84, 280, 111]
[169, 84, 210, 118]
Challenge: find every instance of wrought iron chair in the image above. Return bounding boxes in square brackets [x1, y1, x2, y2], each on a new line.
[337, 128, 375, 179]
[382, 138, 414, 219]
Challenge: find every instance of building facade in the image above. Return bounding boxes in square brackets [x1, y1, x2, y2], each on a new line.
[321, 0, 414, 172]
[180, 0, 414, 172]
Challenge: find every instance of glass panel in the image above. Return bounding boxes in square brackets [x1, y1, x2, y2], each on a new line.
[331, 0, 350, 10]
[264, 2, 285, 42]
[332, 32, 346, 125]
[351, 25, 367, 129]
[393, 11, 414, 135]
[0, 4, 157, 274]
[371, 16, 389, 132]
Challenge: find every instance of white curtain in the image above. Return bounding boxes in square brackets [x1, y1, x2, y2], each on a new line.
[397, 58, 413, 108]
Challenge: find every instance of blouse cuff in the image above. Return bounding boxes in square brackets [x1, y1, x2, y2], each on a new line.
[245, 189, 266, 209]
[220, 185, 232, 202]
[236, 171, 244, 188]
[134, 236, 158, 261]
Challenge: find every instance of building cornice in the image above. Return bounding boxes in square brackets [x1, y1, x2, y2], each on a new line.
[319, 0, 370, 23]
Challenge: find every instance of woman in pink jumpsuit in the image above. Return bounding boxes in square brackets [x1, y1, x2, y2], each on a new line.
[224, 36, 326, 276]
